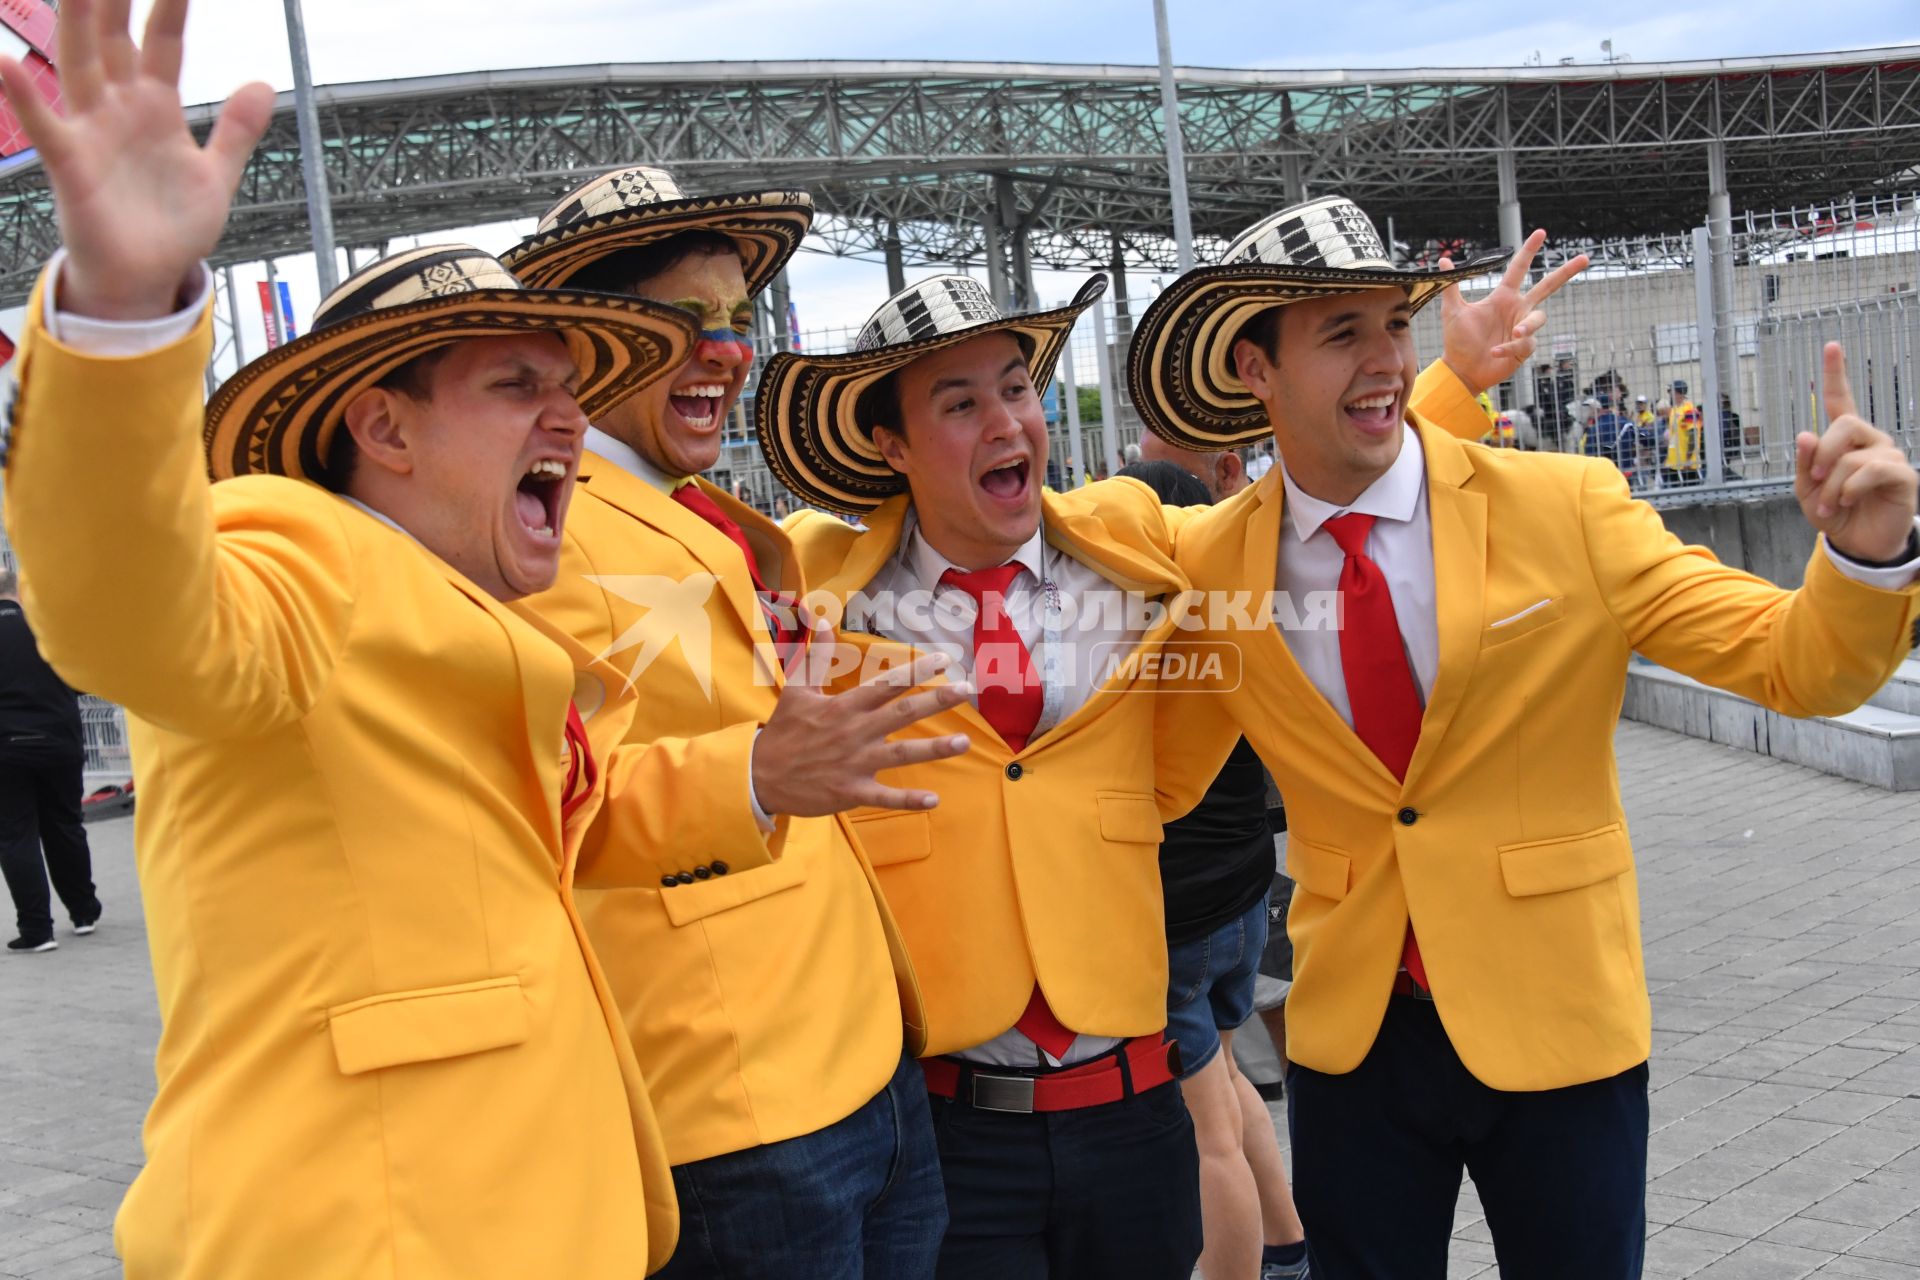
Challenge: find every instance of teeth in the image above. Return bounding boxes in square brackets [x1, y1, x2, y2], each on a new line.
[534, 525, 553, 537]
[679, 384, 726, 398]
[526, 459, 567, 480]
[1347, 395, 1396, 411]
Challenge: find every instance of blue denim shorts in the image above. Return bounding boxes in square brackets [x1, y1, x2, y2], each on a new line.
[1165, 895, 1269, 1078]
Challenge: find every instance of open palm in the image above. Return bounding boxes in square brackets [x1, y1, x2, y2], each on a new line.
[1439, 230, 1590, 394]
[0, 0, 273, 320]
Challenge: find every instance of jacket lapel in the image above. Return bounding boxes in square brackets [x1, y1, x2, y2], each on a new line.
[1403, 420, 1487, 790]
[576, 454, 769, 660]
[1237, 468, 1398, 784]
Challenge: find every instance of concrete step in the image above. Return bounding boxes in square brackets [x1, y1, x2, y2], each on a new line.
[1865, 657, 1920, 715]
[1621, 661, 1920, 791]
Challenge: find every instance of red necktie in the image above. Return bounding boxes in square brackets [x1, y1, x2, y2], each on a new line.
[1324, 512, 1430, 990]
[561, 700, 598, 825]
[939, 563, 1071, 1058]
[940, 564, 1042, 753]
[671, 483, 800, 653]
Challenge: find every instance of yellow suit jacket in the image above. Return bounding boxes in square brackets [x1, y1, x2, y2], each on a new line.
[521, 457, 920, 1166]
[786, 481, 1203, 1057]
[0, 289, 681, 1277]
[1171, 388, 1920, 1091]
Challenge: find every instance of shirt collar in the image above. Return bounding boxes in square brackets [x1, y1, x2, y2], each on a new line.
[900, 505, 1047, 587]
[340, 495, 416, 543]
[585, 426, 688, 494]
[1278, 425, 1426, 544]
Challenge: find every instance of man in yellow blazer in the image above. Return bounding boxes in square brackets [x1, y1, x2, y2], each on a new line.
[0, 7, 733, 1274]
[756, 273, 1215, 1278]
[504, 167, 968, 1278]
[1126, 195, 1920, 1279]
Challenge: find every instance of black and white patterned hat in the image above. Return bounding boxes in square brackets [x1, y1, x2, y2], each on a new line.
[754, 273, 1107, 515]
[503, 164, 812, 295]
[1127, 196, 1508, 450]
[204, 244, 697, 481]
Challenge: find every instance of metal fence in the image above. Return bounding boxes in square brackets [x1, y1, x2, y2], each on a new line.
[79, 695, 131, 779]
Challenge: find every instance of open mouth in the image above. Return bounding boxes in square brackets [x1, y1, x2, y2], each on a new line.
[515, 457, 568, 540]
[979, 458, 1031, 504]
[1343, 390, 1401, 435]
[668, 382, 728, 431]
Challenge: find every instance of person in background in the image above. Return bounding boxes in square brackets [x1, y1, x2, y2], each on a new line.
[1119, 457, 1310, 1280]
[1664, 379, 1702, 485]
[0, 568, 101, 954]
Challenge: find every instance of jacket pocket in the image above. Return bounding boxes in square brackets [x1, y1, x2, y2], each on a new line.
[660, 854, 808, 927]
[1285, 835, 1352, 902]
[847, 810, 933, 867]
[1498, 822, 1633, 897]
[1482, 596, 1566, 648]
[328, 976, 529, 1075]
[1097, 791, 1163, 844]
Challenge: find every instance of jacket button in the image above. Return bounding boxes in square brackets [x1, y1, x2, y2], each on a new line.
[1398, 807, 1419, 826]
[693, 865, 713, 880]
[1005, 762, 1024, 781]
[660, 875, 677, 889]
[675, 871, 696, 885]
[710, 861, 730, 876]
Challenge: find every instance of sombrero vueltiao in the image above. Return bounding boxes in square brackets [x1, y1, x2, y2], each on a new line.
[502, 165, 812, 294]
[1127, 195, 1509, 450]
[204, 244, 697, 482]
[755, 273, 1108, 515]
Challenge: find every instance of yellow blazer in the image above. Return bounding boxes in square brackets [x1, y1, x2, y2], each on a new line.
[1171, 386, 1920, 1091]
[520, 457, 920, 1167]
[0, 289, 681, 1277]
[787, 481, 1203, 1057]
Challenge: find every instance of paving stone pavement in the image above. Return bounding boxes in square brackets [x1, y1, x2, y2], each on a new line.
[3, 719, 1919, 1278]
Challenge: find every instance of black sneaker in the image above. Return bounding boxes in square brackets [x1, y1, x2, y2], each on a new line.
[72, 908, 101, 936]
[7, 936, 57, 954]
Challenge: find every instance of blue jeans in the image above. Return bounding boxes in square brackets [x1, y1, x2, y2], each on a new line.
[1166, 895, 1268, 1077]
[655, 1051, 946, 1279]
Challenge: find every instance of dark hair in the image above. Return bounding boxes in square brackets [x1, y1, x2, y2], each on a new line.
[315, 346, 453, 494]
[1232, 307, 1283, 378]
[562, 231, 741, 294]
[1117, 459, 1213, 507]
[856, 371, 904, 440]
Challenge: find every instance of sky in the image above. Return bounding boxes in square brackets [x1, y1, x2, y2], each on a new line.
[38, 0, 1920, 358]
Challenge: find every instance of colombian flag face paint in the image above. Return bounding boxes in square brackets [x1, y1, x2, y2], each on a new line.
[695, 327, 756, 366]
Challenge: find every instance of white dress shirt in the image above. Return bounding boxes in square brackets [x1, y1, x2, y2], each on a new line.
[864, 506, 1147, 1067]
[1273, 426, 1920, 729]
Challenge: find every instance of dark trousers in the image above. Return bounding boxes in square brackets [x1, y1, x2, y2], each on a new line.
[0, 743, 98, 940]
[656, 1051, 946, 1280]
[1288, 996, 1648, 1280]
[930, 1057, 1203, 1280]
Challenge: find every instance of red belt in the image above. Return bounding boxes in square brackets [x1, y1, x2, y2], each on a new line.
[922, 1035, 1180, 1114]
[1392, 970, 1435, 1001]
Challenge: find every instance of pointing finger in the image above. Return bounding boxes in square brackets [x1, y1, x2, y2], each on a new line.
[1821, 341, 1860, 427]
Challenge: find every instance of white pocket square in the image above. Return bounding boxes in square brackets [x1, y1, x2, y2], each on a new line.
[1489, 598, 1556, 629]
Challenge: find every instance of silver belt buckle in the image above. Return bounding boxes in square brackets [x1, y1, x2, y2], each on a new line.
[970, 1072, 1037, 1114]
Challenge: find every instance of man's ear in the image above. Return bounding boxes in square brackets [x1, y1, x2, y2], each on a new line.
[342, 387, 416, 478]
[1232, 337, 1273, 400]
[1216, 449, 1247, 494]
[871, 424, 910, 477]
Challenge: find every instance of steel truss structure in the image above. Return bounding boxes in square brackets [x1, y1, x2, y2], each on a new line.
[1, 50, 1918, 302]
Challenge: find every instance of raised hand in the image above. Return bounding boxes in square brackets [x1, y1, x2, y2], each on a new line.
[0, 0, 274, 320]
[1795, 342, 1919, 564]
[750, 617, 974, 817]
[1438, 229, 1590, 395]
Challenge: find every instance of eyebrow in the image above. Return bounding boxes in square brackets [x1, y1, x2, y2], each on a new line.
[497, 357, 579, 391]
[927, 356, 1026, 398]
[1316, 303, 1412, 335]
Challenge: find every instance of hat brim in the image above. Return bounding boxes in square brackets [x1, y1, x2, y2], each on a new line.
[1127, 253, 1510, 450]
[753, 276, 1108, 516]
[502, 191, 813, 295]
[204, 289, 696, 482]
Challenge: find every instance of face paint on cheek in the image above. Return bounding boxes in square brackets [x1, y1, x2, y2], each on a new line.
[694, 329, 756, 366]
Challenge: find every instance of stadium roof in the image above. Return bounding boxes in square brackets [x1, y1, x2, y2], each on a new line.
[0, 48, 1916, 302]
